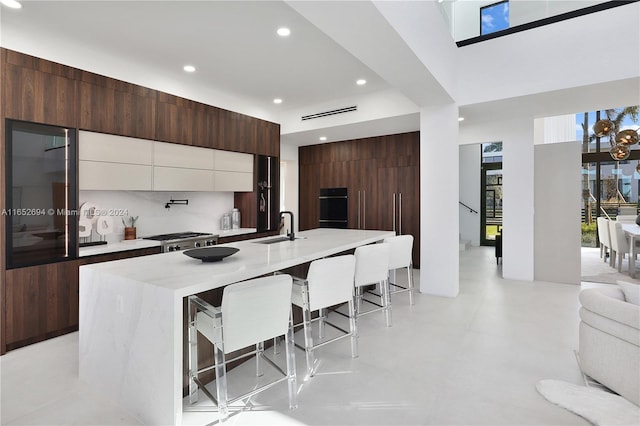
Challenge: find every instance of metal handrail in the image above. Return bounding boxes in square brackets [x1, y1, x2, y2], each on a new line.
[459, 201, 478, 214]
[587, 191, 612, 220]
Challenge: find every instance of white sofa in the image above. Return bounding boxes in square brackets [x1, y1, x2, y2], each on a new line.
[579, 285, 640, 406]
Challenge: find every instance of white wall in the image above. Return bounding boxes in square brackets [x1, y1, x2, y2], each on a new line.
[421, 104, 460, 297]
[460, 116, 535, 281]
[453, 0, 608, 41]
[279, 89, 418, 136]
[540, 114, 576, 144]
[79, 190, 234, 243]
[534, 141, 581, 284]
[280, 143, 299, 234]
[459, 144, 481, 246]
[456, 3, 639, 107]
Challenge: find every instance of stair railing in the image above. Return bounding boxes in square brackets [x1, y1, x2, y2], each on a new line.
[459, 201, 478, 214]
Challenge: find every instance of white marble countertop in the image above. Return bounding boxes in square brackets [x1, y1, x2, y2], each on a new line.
[217, 228, 257, 238]
[79, 227, 395, 425]
[81, 228, 395, 297]
[78, 228, 256, 258]
[78, 239, 161, 257]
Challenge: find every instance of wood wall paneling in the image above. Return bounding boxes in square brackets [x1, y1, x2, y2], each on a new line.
[4, 261, 79, 351]
[299, 131, 420, 265]
[1, 48, 282, 352]
[299, 163, 320, 230]
[4, 61, 77, 127]
[78, 73, 157, 140]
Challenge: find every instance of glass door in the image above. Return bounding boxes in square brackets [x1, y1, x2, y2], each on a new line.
[481, 162, 503, 246]
[5, 120, 77, 268]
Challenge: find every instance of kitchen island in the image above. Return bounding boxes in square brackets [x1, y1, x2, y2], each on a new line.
[78, 228, 395, 425]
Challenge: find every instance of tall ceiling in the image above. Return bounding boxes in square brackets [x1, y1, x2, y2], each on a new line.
[0, 1, 394, 121]
[1, 1, 638, 147]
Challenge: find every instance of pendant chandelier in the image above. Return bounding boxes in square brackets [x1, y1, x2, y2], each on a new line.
[594, 119, 640, 161]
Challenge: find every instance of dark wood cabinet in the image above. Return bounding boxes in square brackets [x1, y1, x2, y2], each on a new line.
[3, 51, 77, 127]
[78, 247, 162, 265]
[2, 247, 163, 353]
[0, 48, 281, 353]
[4, 261, 79, 351]
[299, 132, 420, 266]
[299, 163, 321, 230]
[377, 166, 420, 265]
[78, 73, 157, 140]
[156, 93, 217, 147]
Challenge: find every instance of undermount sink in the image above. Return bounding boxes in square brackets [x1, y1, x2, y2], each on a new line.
[255, 236, 305, 244]
[255, 236, 294, 244]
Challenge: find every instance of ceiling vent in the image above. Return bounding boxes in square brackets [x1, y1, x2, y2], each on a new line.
[301, 105, 357, 121]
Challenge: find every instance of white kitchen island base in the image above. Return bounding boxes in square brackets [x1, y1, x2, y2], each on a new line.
[79, 229, 394, 425]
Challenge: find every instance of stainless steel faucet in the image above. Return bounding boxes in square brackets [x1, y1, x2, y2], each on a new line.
[279, 211, 295, 241]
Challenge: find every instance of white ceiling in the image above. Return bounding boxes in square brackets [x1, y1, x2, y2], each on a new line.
[0, 0, 395, 125]
[1, 1, 638, 147]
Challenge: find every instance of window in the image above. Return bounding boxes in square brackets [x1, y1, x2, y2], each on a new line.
[480, 1, 510, 36]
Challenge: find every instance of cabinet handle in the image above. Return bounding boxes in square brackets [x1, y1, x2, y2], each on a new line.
[399, 193, 402, 235]
[358, 190, 361, 229]
[392, 193, 396, 233]
[363, 191, 366, 229]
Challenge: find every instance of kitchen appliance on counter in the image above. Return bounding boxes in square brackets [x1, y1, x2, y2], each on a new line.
[319, 188, 348, 228]
[143, 232, 218, 253]
[257, 155, 279, 232]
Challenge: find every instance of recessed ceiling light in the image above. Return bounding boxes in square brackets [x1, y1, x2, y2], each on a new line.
[273, 98, 283, 104]
[356, 79, 367, 86]
[458, 117, 465, 122]
[277, 27, 291, 37]
[319, 136, 327, 141]
[1, 0, 22, 8]
[183, 65, 196, 73]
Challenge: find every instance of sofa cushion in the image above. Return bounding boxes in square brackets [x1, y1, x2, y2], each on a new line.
[579, 287, 640, 330]
[580, 307, 640, 346]
[617, 280, 640, 306]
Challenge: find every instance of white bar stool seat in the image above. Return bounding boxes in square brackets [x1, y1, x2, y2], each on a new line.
[354, 243, 392, 327]
[291, 254, 357, 378]
[186, 274, 297, 421]
[383, 234, 415, 305]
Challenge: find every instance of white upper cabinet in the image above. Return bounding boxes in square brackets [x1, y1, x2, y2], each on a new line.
[78, 132, 255, 192]
[79, 162, 153, 191]
[214, 170, 253, 192]
[153, 167, 215, 192]
[213, 150, 253, 192]
[154, 142, 214, 170]
[214, 150, 253, 173]
[79, 131, 153, 165]
[79, 131, 153, 190]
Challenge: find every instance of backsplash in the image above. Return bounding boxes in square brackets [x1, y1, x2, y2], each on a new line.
[79, 190, 234, 243]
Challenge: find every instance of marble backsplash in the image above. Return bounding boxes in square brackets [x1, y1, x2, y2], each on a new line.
[79, 190, 235, 243]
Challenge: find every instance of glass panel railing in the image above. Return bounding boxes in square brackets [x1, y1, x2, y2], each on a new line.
[439, 0, 629, 45]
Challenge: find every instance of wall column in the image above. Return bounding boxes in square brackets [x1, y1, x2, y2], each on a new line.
[420, 104, 459, 297]
[502, 122, 535, 281]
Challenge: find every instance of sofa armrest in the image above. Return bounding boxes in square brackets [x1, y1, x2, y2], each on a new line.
[579, 287, 640, 330]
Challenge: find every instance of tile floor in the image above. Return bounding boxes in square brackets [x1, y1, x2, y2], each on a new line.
[1, 247, 596, 425]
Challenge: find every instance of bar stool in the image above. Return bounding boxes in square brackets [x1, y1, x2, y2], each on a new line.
[384, 235, 415, 305]
[354, 243, 391, 327]
[291, 254, 357, 378]
[186, 274, 297, 421]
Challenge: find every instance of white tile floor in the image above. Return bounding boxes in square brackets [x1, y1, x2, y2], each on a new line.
[1, 247, 594, 425]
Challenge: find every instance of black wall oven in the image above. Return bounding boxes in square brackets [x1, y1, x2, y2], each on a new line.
[5, 120, 78, 268]
[319, 187, 348, 228]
